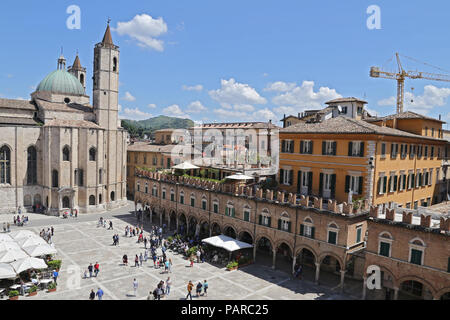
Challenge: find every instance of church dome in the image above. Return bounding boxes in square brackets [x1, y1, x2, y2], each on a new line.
[36, 69, 85, 96]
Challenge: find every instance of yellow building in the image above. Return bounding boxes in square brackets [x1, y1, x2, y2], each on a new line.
[279, 112, 447, 209]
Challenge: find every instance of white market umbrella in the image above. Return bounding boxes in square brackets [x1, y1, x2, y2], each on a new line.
[17, 236, 47, 248]
[10, 257, 47, 274]
[0, 234, 13, 242]
[0, 242, 22, 253]
[10, 230, 36, 240]
[0, 263, 16, 279]
[225, 173, 254, 180]
[24, 244, 57, 257]
[0, 248, 29, 263]
[172, 162, 200, 170]
[221, 238, 253, 252]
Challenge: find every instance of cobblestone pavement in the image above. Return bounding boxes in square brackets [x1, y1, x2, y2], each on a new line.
[1, 202, 359, 300]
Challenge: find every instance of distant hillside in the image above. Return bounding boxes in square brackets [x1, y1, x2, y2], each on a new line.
[121, 115, 194, 138]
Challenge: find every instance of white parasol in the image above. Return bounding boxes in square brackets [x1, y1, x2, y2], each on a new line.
[10, 257, 48, 274]
[0, 234, 14, 242]
[0, 241, 22, 253]
[0, 263, 16, 279]
[17, 236, 47, 248]
[10, 230, 36, 240]
[0, 248, 29, 263]
[24, 244, 57, 257]
[225, 173, 254, 180]
[172, 162, 200, 170]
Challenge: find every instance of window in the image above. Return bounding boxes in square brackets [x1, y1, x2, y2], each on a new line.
[202, 198, 207, 210]
[89, 195, 96, 205]
[300, 217, 315, 238]
[0, 146, 11, 184]
[322, 141, 337, 155]
[190, 195, 195, 207]
[340, 106, 348, 114]
[281, 140, 294, 153]
[349, 141, 364, 157]
[62, 146, 70, 161]
[398, 174, 407, 191]
[180, 191, 184, 204]
[27, 146, 37, 185]
[52, 170, 58, 188]
[78, 169, 84, 186]
[153, 157, 157, 165]
[213, 200, 219, 214]
[381, 143, 386, 157]
[425, 127, 428, 136]
[225, 202, 235, 217]
[136, 182, 140, 192]
[407, 172, 415, 190]
[99, 169, 103, 184]
[424, 146, 428, 158]
[378, 232, 393, 257]
[327, 223, 339, 245]
[388, 174, 398, 193]
[280, 169, 293, 186]
[243, 207, 250, 222]
[430, 146, 435, 158]
[378, 175, 387, 194]
[417, 145, 423, 158]
[431, 128, 435, 137]
[278, 213, 291, 232]
[346, 175, 363, 194]
[356, 226, 363, 243]
[409, 238, 425, 265]
[300, 140, 313, 154]
[259, 209, 271, 227]
[391, 143, 399, 158]
[409, 144, 416, 158]
[170, 189, 175, 202]
[400, 144, 408, 158]
[89, 147, 96, 161]
[113, 57, 118, 72]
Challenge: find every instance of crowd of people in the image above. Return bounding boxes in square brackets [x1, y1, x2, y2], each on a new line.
[39, 226, 54, 244]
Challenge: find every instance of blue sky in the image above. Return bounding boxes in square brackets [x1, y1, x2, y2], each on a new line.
[0, 0, 450, 127]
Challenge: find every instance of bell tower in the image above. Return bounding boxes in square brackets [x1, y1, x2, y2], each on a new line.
[68, 53, 87, 91]
[93, 22, 120, 130]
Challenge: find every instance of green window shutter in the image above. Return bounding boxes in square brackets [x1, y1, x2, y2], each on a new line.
[331, 174, 336, 199]
[214, 204, 218, 213]
[280, 169, 284, 184]
[278, 219, 281, 230]
[358, 176, 363, 195]
[388, 177, 392, 192]
[311, 227, 315, 239]
[328, 231, 337, 245]
[348, 142, 353, 156]
[244, 211, 249, 222]
[332, 142, 337, 155]
[309, 141, 314, 154]
[232, 208, 235, 217]
[288, 222, 291, 233]
[383, 176, 387, 194]
[307, 172, 313, 195]
[345, 175, 350, 193]
[258, 215, 262, 225]
[322, 141, 326, 155]
[267, 217, 271, 227]
[319, 173, 324, 197]
[297, 171, 302, 194]
[393, 176, 398, 191]
[356, 227, 362, 243]
[379, 242, 390, 257]
[300, 224, 304, 236]
[360, 142, 365, 157]
[281, 140, 286, 153]
[300, 141, 304, 153]
[191, 198, 195, 207]
[225, 207, 229, 216]
[410, 249, 422, 265]
[289, 170, 293, 185]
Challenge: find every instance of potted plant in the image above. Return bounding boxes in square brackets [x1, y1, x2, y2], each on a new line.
[47, 282, 57, 292]
[8, 290, 19, 300]
[47, 259, 62, 271]
[226, 261, 238, 271]
[28, 285, 38, 297]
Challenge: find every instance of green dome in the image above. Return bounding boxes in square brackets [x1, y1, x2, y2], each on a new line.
[36, 69, 85, 96]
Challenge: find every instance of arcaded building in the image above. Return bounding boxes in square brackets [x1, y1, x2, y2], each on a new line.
[0, 24, 128, 215]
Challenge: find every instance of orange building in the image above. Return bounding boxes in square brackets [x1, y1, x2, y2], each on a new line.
[279, 112, 447, 209]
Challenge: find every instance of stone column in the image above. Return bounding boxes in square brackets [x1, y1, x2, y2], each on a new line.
[160, 212, 162, 226]
[292, 256, 297, 274]
[315, 262, 320, 284]
[176, 216, 179, 232]
[253, 245, 257, 262]
[272, 249, 277, 270]
[209, 226, 212, 237]
[340, 270, 346, 293]
[393, 287, 399, 300]
[149, 208, 153, 224]
[362, 277, 367, 300]
[134, 203, 137, 217]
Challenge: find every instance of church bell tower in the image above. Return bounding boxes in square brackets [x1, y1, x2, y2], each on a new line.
[93, 22, 120, 130]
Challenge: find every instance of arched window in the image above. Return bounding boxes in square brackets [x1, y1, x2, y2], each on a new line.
[99, 169, 103, 184]
[89, 195, 96, 205]
[279, 212, 291, 232]
[190, 193, 196, 207]
[89, 147, 96, 161]
[113, 57, 118, 72]
[259, 209, 271, 227]
[145, 183, 148, 194]
[378, 231, 393, 257]
[99, 194, 102, 204]
[409, 237, 426, 265]
[213, 199, 219, 214]
[110, 191, 115, 201]
[225, 201, 235, 217]
[180, 191, 185, 204]
[52, 170, 58, 188]
[300, 216, 315, 239]
[80, 74, 85, 86]
[243, 205, 251, 222]
[62, 196, 70, 208]
[0, 145, 11, 184]
[136, 182, 140, 192]
[62, 146, 70, 161]
[152, 185, 157, 197]
[201, 196, 207, 210]
[327, 222, 340, 245]
[27, 146, 37, 185]
[170, 188, 175, 201]
[162, 188, 166, 199]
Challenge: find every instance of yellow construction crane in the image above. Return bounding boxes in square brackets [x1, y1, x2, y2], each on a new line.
[370, 53, 450, 114]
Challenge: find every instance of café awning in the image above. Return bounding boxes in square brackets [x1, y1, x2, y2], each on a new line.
[202, 235, 253, 252]
[172, 162, 200, 170]
[0, 263, 16, 279]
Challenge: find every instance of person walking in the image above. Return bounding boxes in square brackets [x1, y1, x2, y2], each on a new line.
[164, 259, 169, 273]
[94, 262, 100, 277]
[133, 278, 138, 296]
[135, 255, 139, 267]
[88, 263, 93, 278]
[196, 249, 201, 263]
[168, 258, 173, 273]
[123, 254, 128, 266]
[190, 255, 194, 268]
[166, 277, 172, 296]
[144, 237, 148, 249]
[96, 287, 104, 300]
[52, 269, 59, 284]
[109, 221, 113, 230]
[89, 289, 95, 300]
[186, 281, 193, 300]
[196, 281, 203, 297]
[51, 226, 54, 236]
[139, 253, 144, 266]
[203, 280, 208, 297]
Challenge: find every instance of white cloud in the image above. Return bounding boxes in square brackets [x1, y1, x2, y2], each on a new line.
[118, 104, 122, 112]
[253, 108, 276, 121]
[120, 107, 152, 120]
[264, 81, 297, 92]
[233, 104, 255, 112]
[213, 107, 276, 122]
[209, 78, 267, 109]
[114, 14, 168, 51]
[182, 84, 203, 92]
[271, 80, 342, 109]
[186, 101, 207, 113]
[162, 104, 189, 118]
[273, 106, 298, 117]
[213, 108, 249, 120]
[378, 85, 450, 114]
[148, 103, 157, 109]
[122, 91, 136, 102]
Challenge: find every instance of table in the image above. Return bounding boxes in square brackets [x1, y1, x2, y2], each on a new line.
[39, 279, 53, 289]
[9, 284, 20, 290]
